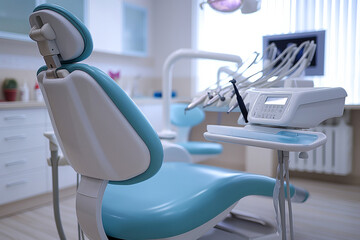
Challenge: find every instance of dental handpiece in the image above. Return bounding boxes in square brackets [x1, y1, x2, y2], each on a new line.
[217, 93, 226, 101]
[185, 94, 208, 111]
[203, 94, 220, 108]
[227, 102, 238, 113]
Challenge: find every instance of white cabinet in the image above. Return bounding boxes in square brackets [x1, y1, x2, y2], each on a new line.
[0, 0, 37, 40]
[122, 2, 148, 56]
[0, 168, 48, 205]
[0, 0, 86, 41]
[1, 0, 148, 57]
[0, 107, 76, 206]
[89, 0, 148, 56]
[0, 108, 48, 205]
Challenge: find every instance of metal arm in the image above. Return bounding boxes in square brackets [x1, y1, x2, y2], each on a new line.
[159, 48, 243, 139]
[44, 132, 66, 240]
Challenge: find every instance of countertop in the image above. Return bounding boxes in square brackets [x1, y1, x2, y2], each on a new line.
[0, 101, 46, 109]
[1, 99, 359, 110]
[0, 97, 191, 110]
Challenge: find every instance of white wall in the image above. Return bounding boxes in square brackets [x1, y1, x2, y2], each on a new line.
[0, 38, 43, 99]
[152, 0, 197, 98]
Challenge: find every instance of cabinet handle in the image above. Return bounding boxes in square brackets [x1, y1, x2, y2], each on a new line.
[5, 160, 26, 167]
[4, 135, 27, 141]
[6, 180, 27, 188]
[4, 115, 27, 121]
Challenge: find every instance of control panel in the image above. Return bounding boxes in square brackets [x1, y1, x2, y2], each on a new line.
[251, 94, 290, 120]
[240, 87, 346, 128]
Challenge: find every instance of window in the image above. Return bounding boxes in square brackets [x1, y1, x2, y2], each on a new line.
[195, 0, 360, 104]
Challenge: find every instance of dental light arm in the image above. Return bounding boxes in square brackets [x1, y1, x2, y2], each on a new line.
[159, 48, 242, 139]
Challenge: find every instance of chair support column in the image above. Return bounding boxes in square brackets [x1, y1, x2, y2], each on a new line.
[76, 175, 108, 240]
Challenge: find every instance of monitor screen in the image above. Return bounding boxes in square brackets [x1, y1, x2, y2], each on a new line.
[263, 30, 325, 76]
[265, 97, 288, 105]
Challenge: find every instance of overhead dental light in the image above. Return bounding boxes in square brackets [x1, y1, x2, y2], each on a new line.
[200, 0, 261, 14]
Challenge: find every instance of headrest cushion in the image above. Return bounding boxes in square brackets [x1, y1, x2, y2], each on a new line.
[31, 4, 93, 63]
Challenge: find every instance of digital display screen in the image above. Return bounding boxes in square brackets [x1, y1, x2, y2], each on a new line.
[265, 97, 288, 105]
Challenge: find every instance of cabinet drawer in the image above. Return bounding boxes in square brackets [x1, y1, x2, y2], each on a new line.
[0, 168, 48, 205]
[0, 149, 47, 176]
[0, 126, 46, 154]
[0, 109, 47, 128]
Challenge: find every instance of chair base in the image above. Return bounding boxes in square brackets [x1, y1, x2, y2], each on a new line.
[164, 208, 279, 240]
[208, 211, 278, 240]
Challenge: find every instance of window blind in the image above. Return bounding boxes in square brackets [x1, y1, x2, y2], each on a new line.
[196, 0, 359, 104]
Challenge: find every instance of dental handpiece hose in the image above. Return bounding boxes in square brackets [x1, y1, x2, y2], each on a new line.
[50, 150, 67, 240]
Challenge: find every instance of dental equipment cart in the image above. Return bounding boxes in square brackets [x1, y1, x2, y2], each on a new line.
[204, 87, 347, 240]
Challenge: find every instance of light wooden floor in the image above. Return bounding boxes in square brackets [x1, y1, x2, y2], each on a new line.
[0, 179, 359, 240]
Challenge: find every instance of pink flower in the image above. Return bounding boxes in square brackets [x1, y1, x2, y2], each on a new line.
[109, 71, 121, 81]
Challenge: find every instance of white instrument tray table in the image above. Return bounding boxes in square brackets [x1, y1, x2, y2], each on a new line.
[204, 125, 327, 152]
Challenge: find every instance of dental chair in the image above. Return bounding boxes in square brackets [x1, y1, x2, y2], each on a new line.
[29, 4, 308, 240]
[171, 103, 223, 163]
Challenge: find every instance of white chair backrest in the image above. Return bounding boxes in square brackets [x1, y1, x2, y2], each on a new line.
[31, 5, 163, 183]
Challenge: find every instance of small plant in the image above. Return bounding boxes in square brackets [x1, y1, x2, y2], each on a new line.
[2, 78, 18, 101]
[2, 78, 18, 89]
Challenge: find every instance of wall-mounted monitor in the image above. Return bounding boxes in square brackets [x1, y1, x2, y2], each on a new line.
[263, 30, 325, 76]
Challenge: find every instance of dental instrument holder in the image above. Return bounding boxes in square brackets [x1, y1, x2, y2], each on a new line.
[230, 79, 248, 123]
[204, 87, 347, 240]
[159, 49, 242, 139]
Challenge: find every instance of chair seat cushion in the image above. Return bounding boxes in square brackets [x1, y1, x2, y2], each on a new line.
[102, 162, 279, 239]
[178, 141, 223, 155]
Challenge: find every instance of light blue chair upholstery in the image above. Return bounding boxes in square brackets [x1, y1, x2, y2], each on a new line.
[103, 162, 285, 239]
[171, 103, 223, 159]
[30, 4, 309, 240]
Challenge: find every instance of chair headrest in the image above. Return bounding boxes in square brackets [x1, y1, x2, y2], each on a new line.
[29, 4, 93, 64]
